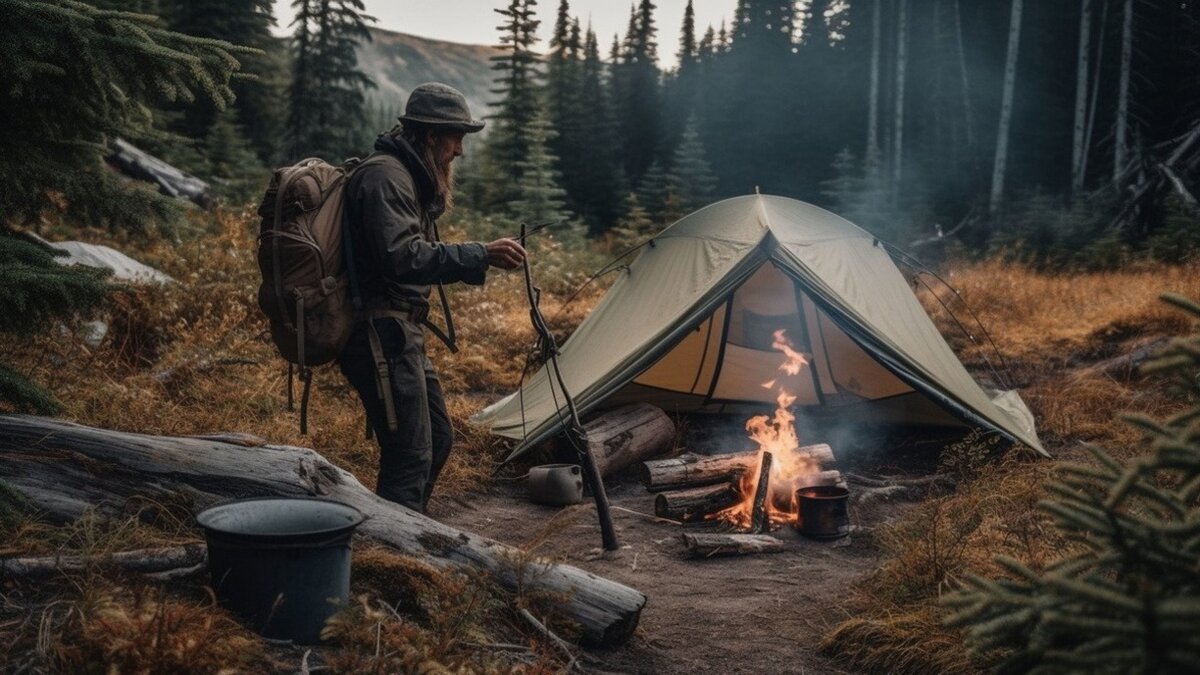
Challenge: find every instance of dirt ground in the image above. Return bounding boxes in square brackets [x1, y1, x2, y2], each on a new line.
[435, 457, 924, 674]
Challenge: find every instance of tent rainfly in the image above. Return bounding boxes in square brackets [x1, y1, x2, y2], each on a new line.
[472, 195, 1047, 461]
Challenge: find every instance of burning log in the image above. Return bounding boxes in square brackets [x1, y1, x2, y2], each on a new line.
[653, 482, 740, 522]
[581, 403, 675, 478]
[640, 443, 835, 492]
[749, 452, 774, 533]
[681, 533, 784, 558]
[0, 415, 645, 647]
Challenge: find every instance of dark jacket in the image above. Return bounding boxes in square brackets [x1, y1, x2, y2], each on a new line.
[345, 134, 487, 311]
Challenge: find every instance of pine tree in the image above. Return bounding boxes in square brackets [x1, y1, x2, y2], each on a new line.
[609, 191, 657, 251]
[0, 234, 110, 413]
[0, 0, 250, 233]
[945, 294, 1200, 672]
[575, 24, 621, 231]
[162, 0, 283, 164]
[509, 111, 570, 225]
[286, 0, 375, 161]
[635, 160, 676, 223]
[615, 0, 662, 185]
[481, 0, 542, 208]
[671, 115, 717, 212]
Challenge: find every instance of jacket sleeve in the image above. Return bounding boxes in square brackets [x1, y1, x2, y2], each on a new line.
[355, 165, 488, 286]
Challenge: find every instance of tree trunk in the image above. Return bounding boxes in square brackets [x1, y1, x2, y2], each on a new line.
[640, 444, 836, 492]
[989, 0, 1024, 216]
[581, 403, 674, 478]
[892, 0, 909, 199]
[1114, 0, 1134, 185]
[1072, 0, 1093, 195]
[1081, 0, 1110, 191]
[654, 482, 740, 522]
[0, 415, 645, 648]
[952, 0, 974, 148]
[867, 0, 882, 163]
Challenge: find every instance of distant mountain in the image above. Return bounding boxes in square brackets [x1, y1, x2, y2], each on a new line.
[357, 27, 501, 126]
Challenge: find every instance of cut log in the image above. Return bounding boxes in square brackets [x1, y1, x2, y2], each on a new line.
[653, 483, 739, 522]
[749, 452, 773, 534]
[641, 443, 835, 492]
[581, 404, 675, 478]
[0, 415, 644, 648]
[0, 544, 206, 578]
[681, 533, 784, 558]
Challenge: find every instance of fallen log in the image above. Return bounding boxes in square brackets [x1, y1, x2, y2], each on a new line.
[107, 137, 212, 207]
[681, 533, 784, 558]
[0, 415, 644, 647]
[581, 404, 674, 478]
[0, 544, 206, 578]
[641, 443, 835, 492]
[653, 482, 739, 522]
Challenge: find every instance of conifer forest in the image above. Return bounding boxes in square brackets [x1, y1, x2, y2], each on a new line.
[0, 1, 1199, 673]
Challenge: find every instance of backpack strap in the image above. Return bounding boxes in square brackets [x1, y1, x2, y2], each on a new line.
[365, 314, 399, 434]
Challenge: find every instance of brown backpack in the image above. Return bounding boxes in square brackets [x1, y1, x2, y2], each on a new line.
[256, 157, 359, 434]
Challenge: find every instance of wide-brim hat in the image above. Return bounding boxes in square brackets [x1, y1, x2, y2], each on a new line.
[399, 82, 485, 133]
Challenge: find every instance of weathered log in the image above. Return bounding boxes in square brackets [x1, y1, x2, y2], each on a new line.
[653, 482, 740, 522]
[640, 443, 836, 492]
[581, 404, 675, 478]
[0, 544, 206, 578]
[0, 415, 644, 647]
[681, 533, 784, 558]
[1072, 336, 1169, 381]
[107, 137, 212, 207]
[749, 452, 774, 534]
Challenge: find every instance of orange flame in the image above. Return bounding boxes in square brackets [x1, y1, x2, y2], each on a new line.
[710, 330, 823, 530]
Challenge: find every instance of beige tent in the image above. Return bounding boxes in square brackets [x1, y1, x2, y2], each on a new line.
[472, 194, 1047, 460]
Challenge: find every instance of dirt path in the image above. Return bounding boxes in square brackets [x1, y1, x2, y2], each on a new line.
[436, 476, 907, 674]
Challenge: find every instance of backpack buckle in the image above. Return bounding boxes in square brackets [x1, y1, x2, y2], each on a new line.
[320, 276, 337, 295]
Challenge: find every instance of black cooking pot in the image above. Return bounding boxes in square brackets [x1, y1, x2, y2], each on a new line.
[795, 485, 850, 540]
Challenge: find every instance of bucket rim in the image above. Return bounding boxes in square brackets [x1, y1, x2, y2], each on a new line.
[795, 485, 850, 501]
[196, 496, 366, 540]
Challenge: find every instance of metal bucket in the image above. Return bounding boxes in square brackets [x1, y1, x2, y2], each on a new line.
[527, 464, 583, 506]
[795, 485, 850, 540]
[196, 497, 365, 643]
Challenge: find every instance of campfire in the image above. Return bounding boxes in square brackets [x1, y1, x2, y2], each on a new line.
[640, 329, 848, 535]
[709, 329, 823, 530]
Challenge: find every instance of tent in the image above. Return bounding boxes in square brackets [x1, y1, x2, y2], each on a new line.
[472, 194, 1047, 460]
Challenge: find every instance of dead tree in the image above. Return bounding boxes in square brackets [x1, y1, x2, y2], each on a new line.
[990, 0, 1025, 216]
[0, 415, 645, 647]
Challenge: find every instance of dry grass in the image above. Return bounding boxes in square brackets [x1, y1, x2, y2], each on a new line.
[6, 206, 1200, 672]
[0, 207, 606, 672]
[822, 259, 1200, 673]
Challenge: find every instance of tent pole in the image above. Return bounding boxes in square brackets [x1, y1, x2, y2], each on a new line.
[520, 223, 620, 551]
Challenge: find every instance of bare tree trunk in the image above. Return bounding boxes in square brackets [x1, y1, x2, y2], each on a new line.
[1072, 0, 1093, 195]
[892, 0, 909, 200]
[1081, 0, 1111, 186]
[989, 0, 1024, 216]
[867, 0, 882, 163]
[1113, 0, 1134, 185]
[952, 0, 974, 148]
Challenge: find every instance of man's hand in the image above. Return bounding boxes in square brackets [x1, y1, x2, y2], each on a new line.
[485, 238, 527, 270]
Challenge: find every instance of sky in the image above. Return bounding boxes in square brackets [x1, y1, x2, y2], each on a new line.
[271, 0, 740, 68]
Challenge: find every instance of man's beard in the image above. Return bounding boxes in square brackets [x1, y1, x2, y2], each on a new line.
[422, 144, 456, 211]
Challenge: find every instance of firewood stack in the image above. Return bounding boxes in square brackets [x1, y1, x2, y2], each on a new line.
[641, 444, 846, 524]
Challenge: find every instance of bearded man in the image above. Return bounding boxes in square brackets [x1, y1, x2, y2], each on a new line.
[339, 82, 526, 512]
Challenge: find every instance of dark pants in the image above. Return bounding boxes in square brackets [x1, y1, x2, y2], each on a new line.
[339, 317, 453, 512]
